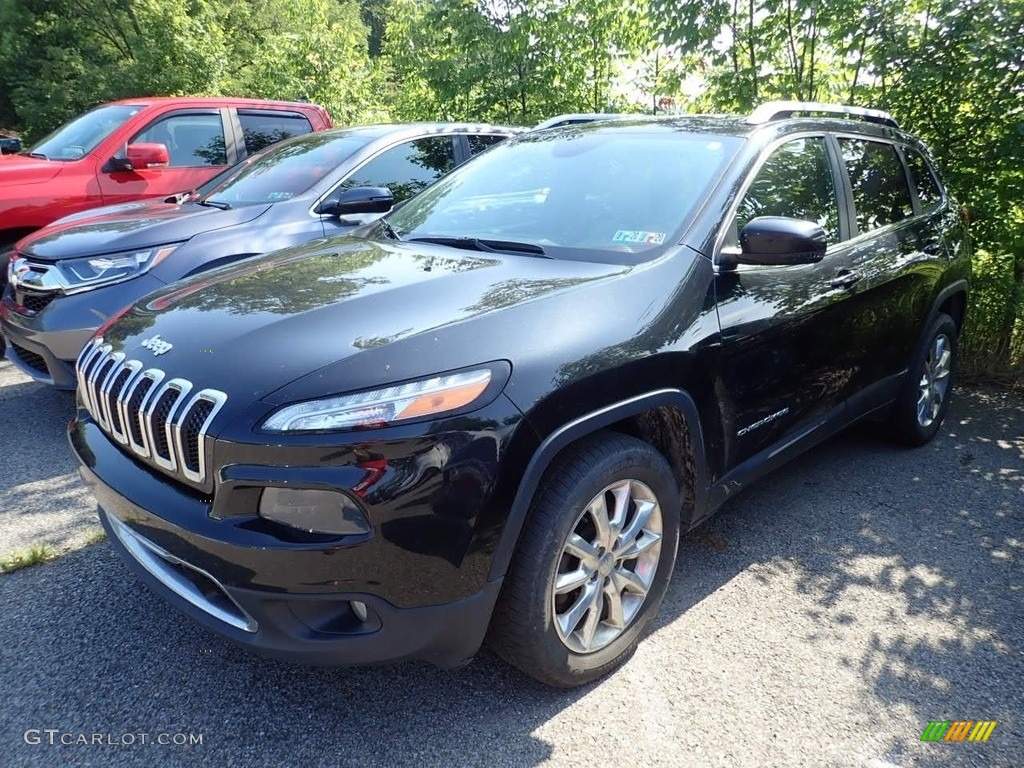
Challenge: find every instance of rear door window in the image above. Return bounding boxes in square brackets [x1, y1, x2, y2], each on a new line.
[904, 148, 944, 212]
[838, 139, 914, 232]
[341, 137, 456, 202]
[467, 134, 508, 155]
[238, 111, 314, 155]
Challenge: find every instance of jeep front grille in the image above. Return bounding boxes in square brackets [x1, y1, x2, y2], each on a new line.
[76, 337, 227, 485]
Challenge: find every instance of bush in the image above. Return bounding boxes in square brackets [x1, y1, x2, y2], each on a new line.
[961, 249, 1024, 388]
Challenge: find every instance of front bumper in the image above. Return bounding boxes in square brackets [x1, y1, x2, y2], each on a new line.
[98, 505, 501, 667]
[1, 314, 87, 388]
[0, 272, 165, 389]
[70, 408, 514, 668]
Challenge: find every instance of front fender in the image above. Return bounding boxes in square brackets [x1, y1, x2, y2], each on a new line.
[486, 389, 708, 581]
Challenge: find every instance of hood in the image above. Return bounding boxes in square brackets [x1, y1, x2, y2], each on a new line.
[103, 236, 626, 402]
[20, 202, 272, 260]
[50, 197, 177, 226]
[0, 155, 63, 186]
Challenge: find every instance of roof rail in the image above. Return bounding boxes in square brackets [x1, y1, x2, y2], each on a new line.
[747, 101, 899, 128]
[532, 113, 641, 131]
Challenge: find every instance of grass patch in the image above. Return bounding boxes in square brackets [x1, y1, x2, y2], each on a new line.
[84, 528, 107, 546]
[1, 543, 57, 573]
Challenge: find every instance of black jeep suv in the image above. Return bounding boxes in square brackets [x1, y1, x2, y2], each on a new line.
[69, 102, 969, 688]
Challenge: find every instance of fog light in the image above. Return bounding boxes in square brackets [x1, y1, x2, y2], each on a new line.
[258, 487, 371, 536]
[350, 601, 368, 622]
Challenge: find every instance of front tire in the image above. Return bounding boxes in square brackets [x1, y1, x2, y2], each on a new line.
[489, 432, 681, 688]
[887, 312, 958, 446]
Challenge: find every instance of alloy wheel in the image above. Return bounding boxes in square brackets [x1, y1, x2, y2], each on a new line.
[917, 332, 952, 428]
[551, 479, 663, 654]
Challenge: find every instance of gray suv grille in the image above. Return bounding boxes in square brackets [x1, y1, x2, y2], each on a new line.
[75, 337, 227, 485]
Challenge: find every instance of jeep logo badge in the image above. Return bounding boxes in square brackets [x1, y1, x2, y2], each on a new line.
[140, 334, 173, 356]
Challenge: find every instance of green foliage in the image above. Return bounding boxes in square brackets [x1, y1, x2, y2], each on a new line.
[218, 0, 386, 125]
[962, 246, 1024, 383]
[652, 0, 1024, 383]
[383, 0, 648, 124]
[0, 0, 381, 141]
[0, 0, 1021, 382]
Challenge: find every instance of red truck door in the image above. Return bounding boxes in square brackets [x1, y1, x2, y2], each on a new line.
[96, 108, 234, 205]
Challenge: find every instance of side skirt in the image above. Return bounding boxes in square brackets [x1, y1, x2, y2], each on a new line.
[699, 372, 904, 525]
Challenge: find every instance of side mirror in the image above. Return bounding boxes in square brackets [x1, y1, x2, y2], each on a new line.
[0, 137, 22, 154]
[316, 187, 394, 217]
[125, 142, 170, 171]
[738, 216, 827, 266]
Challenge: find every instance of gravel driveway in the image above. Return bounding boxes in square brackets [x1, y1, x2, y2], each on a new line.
[0, 357, 1021, 767]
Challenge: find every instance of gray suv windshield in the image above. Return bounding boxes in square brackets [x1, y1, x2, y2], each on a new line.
[203, 133, 372, 206]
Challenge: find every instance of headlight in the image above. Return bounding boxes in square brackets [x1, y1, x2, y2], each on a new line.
[262, 368, 495, 432]
[56, 244, 179, 291]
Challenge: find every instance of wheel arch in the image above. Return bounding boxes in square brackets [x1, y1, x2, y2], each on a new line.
[487, 389, 709, 581]
[930, 279, 968, 333]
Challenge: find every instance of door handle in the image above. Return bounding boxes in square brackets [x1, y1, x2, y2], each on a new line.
[830, 269, 861, 289]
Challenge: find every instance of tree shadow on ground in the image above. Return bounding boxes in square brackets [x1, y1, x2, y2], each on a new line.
[0, 385, 1019, 767]
[0, 360, 93, 554]
[660, 386, 1022, 766]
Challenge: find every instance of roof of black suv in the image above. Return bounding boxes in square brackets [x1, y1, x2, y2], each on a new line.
[534, 101, 902, 140]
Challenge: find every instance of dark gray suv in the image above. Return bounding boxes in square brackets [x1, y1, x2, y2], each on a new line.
[1, 123, 518, 387]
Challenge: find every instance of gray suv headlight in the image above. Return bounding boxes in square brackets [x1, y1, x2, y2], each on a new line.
[57, 245, 179, 291]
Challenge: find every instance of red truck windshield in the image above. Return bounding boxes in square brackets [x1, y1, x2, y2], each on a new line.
[28, 104, 143, 161]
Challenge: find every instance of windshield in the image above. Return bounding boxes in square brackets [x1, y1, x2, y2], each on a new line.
[388, 126, 742, 262]
[29, 105, 143, 161]
[202, 132, 372, 207]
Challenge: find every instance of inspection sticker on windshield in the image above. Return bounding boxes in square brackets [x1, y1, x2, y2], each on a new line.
[613, 230, 666, 244]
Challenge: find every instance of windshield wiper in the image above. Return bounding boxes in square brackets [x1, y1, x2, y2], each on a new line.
[378, 219, 401, 241]
[196, 198, 231, 210]
[408, 236, 549, 257]
[28, 152, 48, 160]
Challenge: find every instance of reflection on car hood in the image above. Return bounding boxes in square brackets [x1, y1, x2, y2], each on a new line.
[20, 202, 272, 260]
[103, 236, 625, 402]
[51, 197, 178, 226]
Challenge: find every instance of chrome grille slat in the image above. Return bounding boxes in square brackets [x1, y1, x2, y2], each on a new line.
[145, 379, 193, 472]
[96, 352, 126, 432]
[75, 339, 103, 393]
[104, 360, 142, 444]
[174, 390, 228, 483]
[74, 338, 227, 485]
[87, 350, 117, 430]
[80, 342, 111, 417]
[123, 370, 165, 458]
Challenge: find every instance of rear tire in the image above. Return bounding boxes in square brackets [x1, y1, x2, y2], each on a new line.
[886, 312, 958, 446]
[488, 431, 681, 688]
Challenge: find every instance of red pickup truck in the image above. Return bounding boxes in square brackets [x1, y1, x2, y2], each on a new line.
[0, 96, 332, 249]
